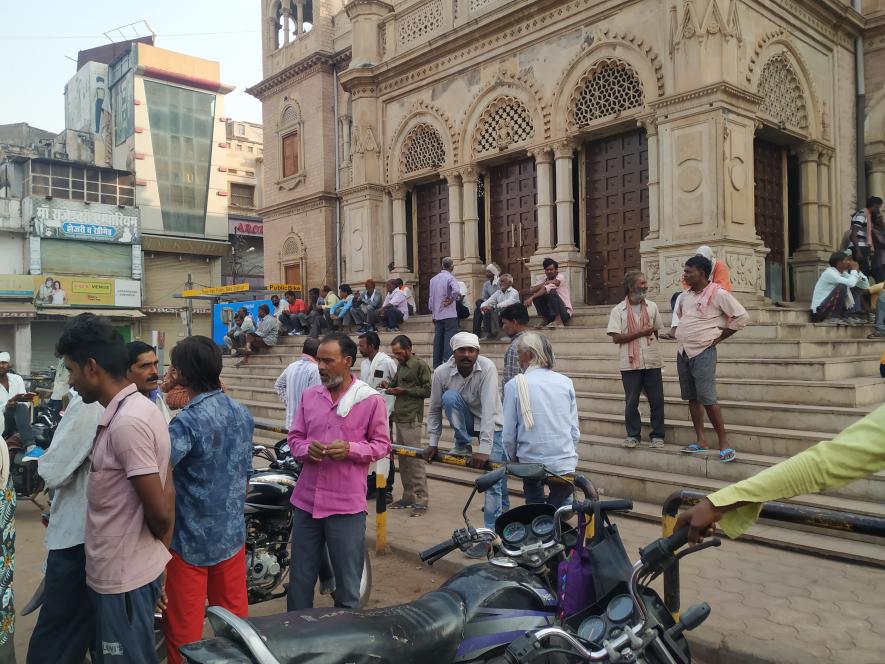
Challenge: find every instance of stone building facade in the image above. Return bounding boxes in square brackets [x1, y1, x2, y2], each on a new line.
[252, 0, 879, 312]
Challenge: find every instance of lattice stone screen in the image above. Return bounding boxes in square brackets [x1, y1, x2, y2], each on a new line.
[281, 104, 300, 126]
[571, 59, 645, 128]
[401, 123, 446, 174]
[757, 53, 808, 131]
[474, 97, 535, 154]
[398, 0, 443, 48]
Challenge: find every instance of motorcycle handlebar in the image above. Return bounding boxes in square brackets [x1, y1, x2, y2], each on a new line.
[571, 498, 633, 515]
[418, 539, 457, 564]
[639, 527, 690, 570]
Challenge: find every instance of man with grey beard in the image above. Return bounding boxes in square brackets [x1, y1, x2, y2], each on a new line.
[285, 333, 391, 610]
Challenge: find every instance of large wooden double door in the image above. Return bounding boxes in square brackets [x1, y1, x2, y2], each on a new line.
[753, 139, 787, 301]
[415, 180, 450, 314]
[585, 129, 649, 305]
[488, 158, 538, 293]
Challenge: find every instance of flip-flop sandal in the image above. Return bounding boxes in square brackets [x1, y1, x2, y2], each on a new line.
[719, 448, 737, 463]
[680, 443, 709, 454]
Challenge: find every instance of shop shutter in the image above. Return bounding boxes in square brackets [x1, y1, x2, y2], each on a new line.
[143, 253, 213, 308]
[41, 239, 132, 278]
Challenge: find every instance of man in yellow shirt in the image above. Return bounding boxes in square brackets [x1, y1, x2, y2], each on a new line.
[677, 404, 885, 542]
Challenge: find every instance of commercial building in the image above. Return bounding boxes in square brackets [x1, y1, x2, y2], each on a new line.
[66, 39, 234, 343]
[223, 119, 266, 288]
[250, 0, 885, 309]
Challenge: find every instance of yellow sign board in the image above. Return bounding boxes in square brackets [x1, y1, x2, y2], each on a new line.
[265, 283, 302, 292]
[181, 283, 250, 297]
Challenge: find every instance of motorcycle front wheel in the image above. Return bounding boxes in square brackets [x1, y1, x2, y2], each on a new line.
[358, 552, 372, 607]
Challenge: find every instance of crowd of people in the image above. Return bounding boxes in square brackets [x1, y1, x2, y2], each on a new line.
[5, 225, 885, 659]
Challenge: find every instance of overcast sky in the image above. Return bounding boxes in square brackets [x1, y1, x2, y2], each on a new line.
[0, 1, 264, 133]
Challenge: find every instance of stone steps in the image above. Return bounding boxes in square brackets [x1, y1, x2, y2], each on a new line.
[226, 304, 885, 558]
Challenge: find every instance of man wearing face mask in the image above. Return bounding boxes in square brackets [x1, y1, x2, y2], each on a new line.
[606, 272, 666, 450]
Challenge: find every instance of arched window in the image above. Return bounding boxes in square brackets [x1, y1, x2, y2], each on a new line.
[401, 124, 446, 175]
[278, 102, 305, 183]
[274, 0, 315, 48]
[570, 59, 645, 129]
[757, 53, 808, 131]
[473, 97, 535, 154]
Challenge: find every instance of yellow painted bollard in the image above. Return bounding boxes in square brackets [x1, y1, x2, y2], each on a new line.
[375, 457, 390, 554]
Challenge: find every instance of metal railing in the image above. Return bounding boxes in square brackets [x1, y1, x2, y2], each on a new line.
[660, 489, 885, 618]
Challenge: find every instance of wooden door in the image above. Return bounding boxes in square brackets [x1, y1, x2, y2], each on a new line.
[585, 130, 649, 305]
[753, 139, 786, 300]
[416, 180, 450, 314]
[284, 264, 301, 293]
[488, 158, 538, 293]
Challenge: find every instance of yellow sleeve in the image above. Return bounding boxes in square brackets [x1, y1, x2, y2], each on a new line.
[708, 404, 885, 538]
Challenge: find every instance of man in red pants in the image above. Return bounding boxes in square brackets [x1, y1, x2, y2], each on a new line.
[162, 336, 254, 663]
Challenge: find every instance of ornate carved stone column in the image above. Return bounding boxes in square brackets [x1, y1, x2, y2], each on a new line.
[797, 144, 821, 249]
[528, 147, 555, 253]
[445, 171, 464, 261]
[460, 166, 481, 262]
[869, 152, 885, 207]
[295, 0, 304, 35]
[280, 8, 292, 44]
[640, 118, 660, 240]
[390, 185, 409, 272]
[817, 148, 834, 250]
[553, 140, 577, 251]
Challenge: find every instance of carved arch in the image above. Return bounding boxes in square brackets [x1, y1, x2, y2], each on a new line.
[458, 70, 547, 162]
[386, 99, 456, 183]
[747, 34, 821, 140]
[552, 32, 663, 136]
[280, 232, 306, 260]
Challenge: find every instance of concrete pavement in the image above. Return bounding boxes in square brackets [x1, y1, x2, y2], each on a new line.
[369, 477, 885, 664]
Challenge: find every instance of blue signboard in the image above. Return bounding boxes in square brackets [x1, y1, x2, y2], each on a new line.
[212, 299, 273, 345]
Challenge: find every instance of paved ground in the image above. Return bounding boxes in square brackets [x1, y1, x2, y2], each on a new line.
[370, 477, 885, 664]
[11, 478, 885, 663]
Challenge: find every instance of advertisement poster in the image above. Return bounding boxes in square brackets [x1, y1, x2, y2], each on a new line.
[31, 202, 140, 244]
[30, 275, 142, 308]
[211, 299, 273, 345]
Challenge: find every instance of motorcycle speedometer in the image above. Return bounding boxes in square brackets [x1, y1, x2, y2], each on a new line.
[531, 515, 555, 538]
[606, 594, 634, 623]
[501, 522, 528, 545]
[577, 616, 606, 643]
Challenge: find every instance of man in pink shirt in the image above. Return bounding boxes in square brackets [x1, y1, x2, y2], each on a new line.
[666, 256, 749, 463]
[523, 257, 573, 328]
[56, 313, 174, 663]
[287, 332, 391, 610]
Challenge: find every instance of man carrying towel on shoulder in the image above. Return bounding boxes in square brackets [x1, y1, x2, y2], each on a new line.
[286, 333, 391, 610]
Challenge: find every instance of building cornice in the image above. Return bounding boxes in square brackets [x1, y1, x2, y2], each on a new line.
[260, 192, 339, 219]
[246, 51, 351, 99]
[650, 82, 763, 115]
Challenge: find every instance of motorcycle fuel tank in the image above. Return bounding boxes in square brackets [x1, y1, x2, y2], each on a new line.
[246, 471, 295, 510]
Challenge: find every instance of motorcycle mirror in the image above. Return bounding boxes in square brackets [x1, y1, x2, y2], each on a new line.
[507, 463, 545, 480]
[474, 466, 507, 493]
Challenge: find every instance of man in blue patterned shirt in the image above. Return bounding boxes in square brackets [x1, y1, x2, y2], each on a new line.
[162, 336, 254, 664]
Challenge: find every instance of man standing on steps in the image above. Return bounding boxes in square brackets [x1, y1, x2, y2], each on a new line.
[606, 272, 666, 450]
[274, 337, 321, 431]
[428, 257, 461, 368]
[287, 333, 391, 610]
[665, 256, 748, 463]
[424, 332, 508, 558]
[500, 303, 529, 394]
[383, 335, 432, 516]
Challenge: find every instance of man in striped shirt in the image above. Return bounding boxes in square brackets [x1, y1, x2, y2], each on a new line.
[500, 303, 529, 396]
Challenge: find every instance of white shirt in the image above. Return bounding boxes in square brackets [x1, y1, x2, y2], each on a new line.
[0, 372, 26, 411]
[481, 286, 520, 310]
[359, 351, 398, 416]
[37, 391, 104, 549]
[811, 267, 861, 311]
[502, 367, 579, 475]
[274, 356, 321, 430]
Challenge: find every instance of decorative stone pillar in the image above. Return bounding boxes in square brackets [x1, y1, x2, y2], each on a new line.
[280, 8, 292, 44]
[797, 144, 821, 249]
[445, 171, 464, 261]
[345, 0, 392, 67]
[790, 142, 833, 301]
[553, 140, 577, 251]
[390, 185, 409, 272]
[641, 118, 660, 240]
[295, 0, 304, 35]
[341, 116, 352, 163]
[869, 151, 885, 206]
[817, 148, 833, 250]
[460, 166, 480, 262]
[528, 147, 555, 253]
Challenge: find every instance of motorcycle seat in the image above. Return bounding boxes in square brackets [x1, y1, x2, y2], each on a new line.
[183, 589, 467, 664]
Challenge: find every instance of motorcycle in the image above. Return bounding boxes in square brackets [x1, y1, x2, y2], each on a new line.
[5, 402, 59, 501]
[246, 441, 372, 607]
